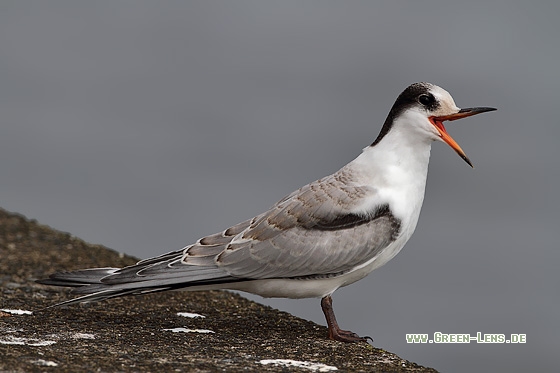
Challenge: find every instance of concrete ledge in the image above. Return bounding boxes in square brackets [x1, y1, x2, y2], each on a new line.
[0, 208, 437, 372]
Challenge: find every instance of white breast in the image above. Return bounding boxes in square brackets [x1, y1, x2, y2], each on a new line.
[316, 117, 435, 292]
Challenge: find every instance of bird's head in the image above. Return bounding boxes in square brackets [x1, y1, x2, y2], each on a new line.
[373, 82, 496, 167]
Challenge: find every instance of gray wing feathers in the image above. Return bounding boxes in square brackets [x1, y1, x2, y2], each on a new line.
[38, 219, 252, 304]
[40, 169, 401, 304]
[216, 171, 400, 278]
[217, 212, 398, 278]
[37, 268, 119, 287]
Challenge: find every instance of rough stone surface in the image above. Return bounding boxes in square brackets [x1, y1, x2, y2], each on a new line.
[0, 208, 438, 372]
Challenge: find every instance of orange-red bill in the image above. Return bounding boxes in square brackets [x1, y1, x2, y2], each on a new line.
[430, 107, 496, 168]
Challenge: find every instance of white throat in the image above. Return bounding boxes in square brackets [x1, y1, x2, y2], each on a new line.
[348, 111, 435, 225]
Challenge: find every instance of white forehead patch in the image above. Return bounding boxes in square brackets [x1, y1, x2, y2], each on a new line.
[430, 85, 460, 114]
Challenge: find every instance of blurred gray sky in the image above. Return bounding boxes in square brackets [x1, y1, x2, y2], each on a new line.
[1, 1, 558, 371]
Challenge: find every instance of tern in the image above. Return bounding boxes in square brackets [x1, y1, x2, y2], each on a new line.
[38, 82, 496, 342]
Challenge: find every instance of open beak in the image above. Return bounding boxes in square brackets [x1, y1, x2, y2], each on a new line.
[430, 107, 496, 168]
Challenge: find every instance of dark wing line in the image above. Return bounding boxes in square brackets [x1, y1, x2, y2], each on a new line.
[217, 194, 402, 279]
[311, 204, 392, 231]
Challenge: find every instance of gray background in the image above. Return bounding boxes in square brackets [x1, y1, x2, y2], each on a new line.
[1, 1, 557, 372]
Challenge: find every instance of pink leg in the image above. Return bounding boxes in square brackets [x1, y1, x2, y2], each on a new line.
[321, 295, 372, 343]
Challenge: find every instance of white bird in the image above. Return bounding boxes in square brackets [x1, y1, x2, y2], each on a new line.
[38, 82, 496, 342]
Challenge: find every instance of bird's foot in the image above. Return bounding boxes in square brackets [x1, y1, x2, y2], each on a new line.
[321, 295, 373, 343]
[329, 326, 373, 343]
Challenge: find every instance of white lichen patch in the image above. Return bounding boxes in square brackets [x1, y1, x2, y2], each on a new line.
[0, 336, 26, 345]
[0, 309, 33, 315]
[27, 340, 57, 346]
[71, 333, 95, 339]
[0, 336, 56, 346]
[163, 327, 214, 334]
[31, 359, 58, 367]
[260, 359, 338, 372]
[0, 328, 94, 347]
[177, 312, 206, 318]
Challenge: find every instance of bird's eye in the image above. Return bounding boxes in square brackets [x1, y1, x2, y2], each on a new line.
[418, 94, 434, 107]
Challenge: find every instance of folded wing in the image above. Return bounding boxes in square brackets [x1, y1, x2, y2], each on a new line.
[39, 170, 401, 305]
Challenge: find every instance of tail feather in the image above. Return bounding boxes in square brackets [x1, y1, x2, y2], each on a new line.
[39, 287, 177, 308]
[36, 256, 241, 307]
[37, 268, 119, 287]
